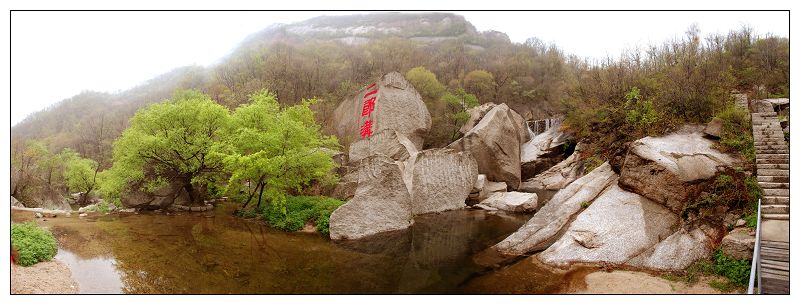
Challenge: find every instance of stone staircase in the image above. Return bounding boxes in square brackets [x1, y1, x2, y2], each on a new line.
[752, 111, 790, 220]
[751, 108, 790, 294]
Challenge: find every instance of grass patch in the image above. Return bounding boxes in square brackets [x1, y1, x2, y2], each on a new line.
[11, 222, 58, 266]
[660, 248, 750, 292]
[238, 196, 344, 234]
[580, 201, 591, 209]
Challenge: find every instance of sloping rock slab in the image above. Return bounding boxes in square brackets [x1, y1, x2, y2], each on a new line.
[627, 225, 724, 271]
[539, 184, 679, 268]
[494, 162, 618, 256]
[520, 143, 585, 192]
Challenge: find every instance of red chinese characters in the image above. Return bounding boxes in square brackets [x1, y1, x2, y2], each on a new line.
[359, 83, 378, 138]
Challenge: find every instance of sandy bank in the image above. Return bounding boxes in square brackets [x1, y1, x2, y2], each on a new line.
[564, 270, 737, 294]
[11, 258, 79, 294]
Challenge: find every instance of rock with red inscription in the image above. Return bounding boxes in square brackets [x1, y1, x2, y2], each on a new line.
[348, 129, 418, 165]
[332, 72, 431, 151]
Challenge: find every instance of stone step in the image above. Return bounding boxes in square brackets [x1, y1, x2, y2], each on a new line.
[757, 169, 789, 176]
[763, 189, 789, 197]
[754, 131, 786, 135]
[756, 160, 789, 166]
[757, 161, 789, 167]
[755, 141, 787, 145]
[758, 176, 790, 183]
[756, 150, 789, 155]
[753, 112, 778, 116]
[758, 182, 790, 189]
[763, 214, 789, 221]
[755, 145, 788, 150]
[762, 196, 790, 205]
[763, 205, 790, 214]
[757, 153, 789, 158]
[757, 164, 790, 170]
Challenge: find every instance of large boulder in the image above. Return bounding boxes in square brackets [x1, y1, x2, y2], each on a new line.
[446, 104, 525, 189]
[520, 143, 586, 192]
[459, 103, 497, 135]
[719, 228, 755, 260]
[331, 72, 431, 150]
[539, 184, 679, 268]
[404, 149, 479, 215]
[627, 225, 724, 271]
[520, 123, 572, 179]
[619, 128, 735, 214]
[348, 129, 418, 165]
[329, 155, 414, 240]
[330, 170, 359, 200]
[753, 99, 776, 113]
[477, 191, 539, 213]
[494, 162, 618, 255]
[459, 103, 529, 144]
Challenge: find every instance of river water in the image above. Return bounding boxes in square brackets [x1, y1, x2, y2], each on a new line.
[12, 204, 577, 294]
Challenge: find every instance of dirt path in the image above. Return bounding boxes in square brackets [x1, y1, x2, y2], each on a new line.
[564, 270, 738, 294]
[11, 258, 79, 294]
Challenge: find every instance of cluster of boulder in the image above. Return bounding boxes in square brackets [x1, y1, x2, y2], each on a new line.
[491, 127, 742, 271]
[328, 72, 551, 240]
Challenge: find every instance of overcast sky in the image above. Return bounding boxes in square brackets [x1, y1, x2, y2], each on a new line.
[10, 11, 789, 125]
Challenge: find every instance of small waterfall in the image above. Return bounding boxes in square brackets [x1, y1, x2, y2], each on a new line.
[526, 117, 562, 138]
[526, 121, 536, 139]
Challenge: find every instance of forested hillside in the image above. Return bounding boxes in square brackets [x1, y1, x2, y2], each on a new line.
[11, 13, 788, 209]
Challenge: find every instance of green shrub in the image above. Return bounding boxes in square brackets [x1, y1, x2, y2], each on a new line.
[260, 196, 344, 234]
[711, 249, 751, 287]
[580, 201, 591, 209]
[714, 105, 755, 162]
[784, 131, 789, 142]
[11, 222, 58, 266]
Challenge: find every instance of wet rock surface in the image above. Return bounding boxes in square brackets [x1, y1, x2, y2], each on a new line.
[477, 191, 539, 213]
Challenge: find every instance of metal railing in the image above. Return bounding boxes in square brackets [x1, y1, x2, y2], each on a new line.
[747, 198, 762, 294]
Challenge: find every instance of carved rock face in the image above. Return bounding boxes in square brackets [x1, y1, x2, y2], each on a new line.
[406, 148, 479, 215]
[332, 72, 431, 150]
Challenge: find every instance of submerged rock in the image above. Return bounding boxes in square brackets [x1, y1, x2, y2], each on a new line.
[447, 104, 526, 189]
[406, 149, 479, 215]
[619, 128, 735, 214]
[494, 162, 618, 255]
[539, 184, 679, 268]
[329, 155, 413, 240]
[332, 72, 431, 149]
[477, 191, 539, 213]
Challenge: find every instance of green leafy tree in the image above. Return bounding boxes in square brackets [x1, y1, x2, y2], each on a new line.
[219, 90, 339, 210]
[60, 149, 100, 204]
[463, 69, 496, 103]
[405, 66, 446, 103]
[441, 88, 479, 141]
[104, 90, 231, 204]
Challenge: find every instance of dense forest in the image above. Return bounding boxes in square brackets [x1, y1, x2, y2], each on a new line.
[11, 13, 789, 214]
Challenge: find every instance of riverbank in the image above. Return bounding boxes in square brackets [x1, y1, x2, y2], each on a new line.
[11, 258, 79, 294]
[565, 270, 736, 294]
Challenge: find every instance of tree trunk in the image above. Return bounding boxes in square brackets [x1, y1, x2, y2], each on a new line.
[184, 180, 197, 204]
[256, 183, 266, 210]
